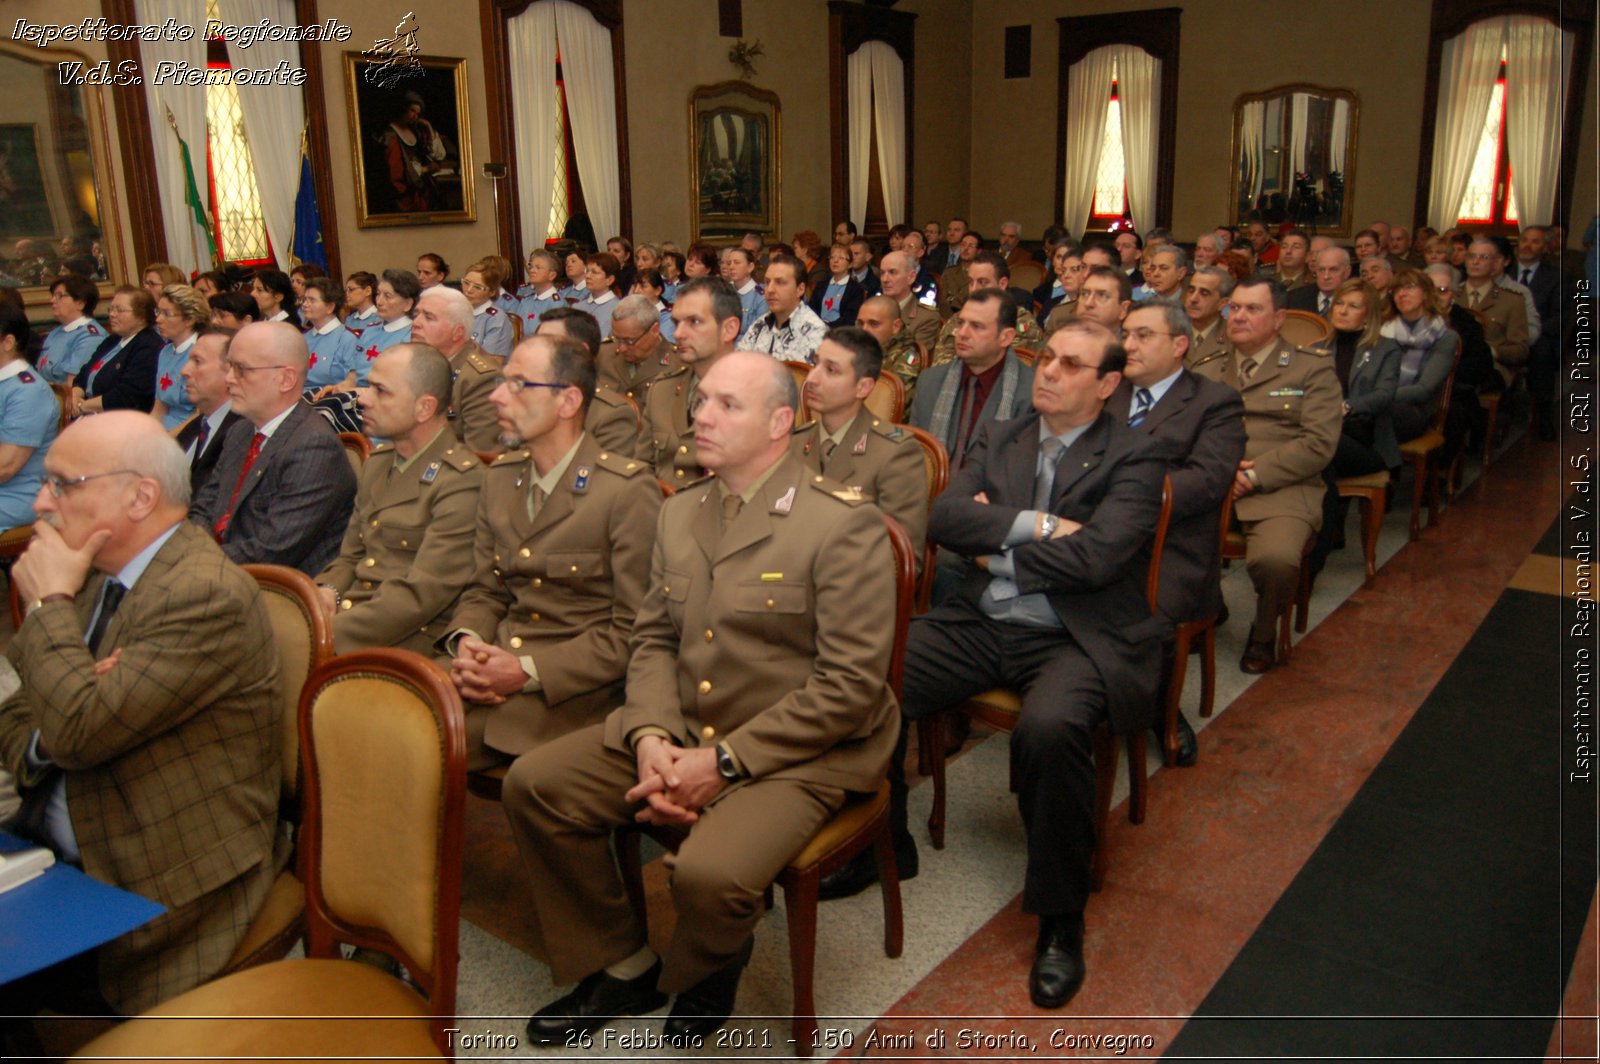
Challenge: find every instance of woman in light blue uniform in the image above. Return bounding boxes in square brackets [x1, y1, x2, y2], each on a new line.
[630, 269, 676, 342]
[0, 305, 60, 530]
[576, 252, 622, 338]
[150, 284, 209, 431]
[559, 248, 589, 303]
[343, 271, 380, 336]
[38, 274, 105, 385]
[660, 250, 685, 304]
[519, 248, 566, 334]
[354, 269, 419, 386]
[463, 258, 514, 356]
[300, 277, 358, 394]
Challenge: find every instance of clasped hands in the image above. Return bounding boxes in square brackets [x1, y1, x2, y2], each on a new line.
[449, 636, 528, 705]
[626, 734, 723, 827]
[1231, 459, 1257, 500]
[970, 490, 1079, 572]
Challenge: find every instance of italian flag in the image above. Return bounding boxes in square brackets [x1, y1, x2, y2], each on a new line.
[180, 136, 218, 267]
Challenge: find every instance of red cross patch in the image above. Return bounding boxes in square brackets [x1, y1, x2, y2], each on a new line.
[366, 346, 379, 361]
[89, 360, 104, 373]
[308, 354, 318, 369]
[160, 373, 173, 390]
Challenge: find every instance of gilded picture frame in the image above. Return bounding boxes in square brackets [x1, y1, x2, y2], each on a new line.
[689, 81, 780, 242]
[344, 52, 475, 228]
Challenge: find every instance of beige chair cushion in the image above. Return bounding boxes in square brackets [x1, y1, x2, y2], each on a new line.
[790, 782, 889, 869]
[312, 675, 443, 973]
[258, 586, 315, 799]
[1399, 430, 1445, 457]
[1337, 471, 1390, 490]
[75, 958, 438, 1060]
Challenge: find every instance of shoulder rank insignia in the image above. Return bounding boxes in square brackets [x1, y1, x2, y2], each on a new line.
[773, 486, 796, 514]
[421, 461, 441, 484]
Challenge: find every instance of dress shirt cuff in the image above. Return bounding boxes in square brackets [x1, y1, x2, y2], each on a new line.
[987, 550, 1017, 579]
[1004, 511, 1041, 548]
[627, 726, 674, 751]
[519, 655, 542, 693]
[21, 730, 53, 786]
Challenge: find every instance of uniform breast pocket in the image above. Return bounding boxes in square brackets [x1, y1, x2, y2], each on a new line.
[378, 523, 425, 554]
[546, 550, 607, 583]
[732, 581, 808, 616]
[1268, 392, 1304, 419]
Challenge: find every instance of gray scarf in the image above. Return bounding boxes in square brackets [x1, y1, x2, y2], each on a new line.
[927, 352, 1024, 455]
[1380, 314, 1448, 386]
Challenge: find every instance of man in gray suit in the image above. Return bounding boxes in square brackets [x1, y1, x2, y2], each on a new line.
[191, 321, 357, 576]
[909, 288, 1035, 471]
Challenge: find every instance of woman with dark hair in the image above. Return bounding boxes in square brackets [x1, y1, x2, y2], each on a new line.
[577, 252, 623, 336]
[560, 247, 589, 303]
[682, 242, 720, 280]
[39, 273, 104, 384]
[343, 271, 379, 335]
[605, 235, 636, 293]
[300, 276, 357, 394]
[290, 262, 327, 300]
[630, 268, 676, 341]
[151, 283, 210, 430]
[806, 243, 864, 327]
[660, 251, 685, 303]
[71, 285, 161, 415]
[382, 91, 450, 212]
[358, 269, 418, 383]
[193, 270, 230, 300]
[0, 303, 58, 530]
[251, 268, 299, 327]
[209, 290, 261, 329]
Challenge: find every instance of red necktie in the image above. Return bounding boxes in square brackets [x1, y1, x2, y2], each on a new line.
[214, 432, 265, 540]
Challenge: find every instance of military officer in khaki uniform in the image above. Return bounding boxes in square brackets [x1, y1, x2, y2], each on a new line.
[597, 294, 683, 405]
[1183, 265, 1234, 367]
[413, 287, 505, 453]
[880, 250, 942, 354]
[856, 294, 924, 406]
[637, 277, 742, 484]
[792, 328, 929, 571]
[1460, 239, 1531, 387]
[1190, 278, 1341, 673]
[532, 307, 641, 457]
[444, 335, 661, 767]
[930, 252, 1046, 367]
[318, 345, 484, 655]
[505, 353, 899, 1044]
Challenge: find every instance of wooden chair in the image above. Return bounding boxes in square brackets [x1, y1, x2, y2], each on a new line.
[1012, 346, 1040, 366]
[1010, 261, 1045, 294]
[1334, 472, 1387, 586]
[899, 424, 950, 612]
[914, 338, 930, 374]
[783, 359, 813, 421]
[864, 369, 906, 424]
[337, 432, 371, 476]
[2, 524, 35, 628]
[1280, 309, 1333, 349]
[50, 383, 72, 430]
[1156, 485, 1228, 765]
[917, 477, 1172, 878]
[77, 650, 468, 1060]
[614, 514, 915, 1055]
[510, 311, 524, 345]
[220, 566, 335, 974]
[1397, 351, 1462, 541]
[1461, 306, 1514, 467]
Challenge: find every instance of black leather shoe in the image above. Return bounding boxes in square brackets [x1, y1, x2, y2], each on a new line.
[662, 937, 754, 1043]
[817, 838, 918, 901]
[1239, 639, 1274, 674]
[527, 961, 666, 1045]
[1029, 914, 1086, 1008]
[1168, 712, 1198, 768]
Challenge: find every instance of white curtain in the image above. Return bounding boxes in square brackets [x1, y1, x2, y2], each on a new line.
[1288, 92, 1310, 178]
[1060, 46, 1119, 239]
[552, 0, 621, 243]
[220, 0, 304, 269]
[137, 0, 209, 275]
[1116, 45, 1159, 234]
[867, 43, 907, 227]
[1426, 18, 1507, 231]
[507, 3, 558, 253]
[1329, 98, 1350, 175]
[846, 46, 874, 230]
[1504, 15, 1572, 226]
[1240, 100, 1267, 206]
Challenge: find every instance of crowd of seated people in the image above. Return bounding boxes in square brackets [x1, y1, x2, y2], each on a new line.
[0, 206, 1581, 1053]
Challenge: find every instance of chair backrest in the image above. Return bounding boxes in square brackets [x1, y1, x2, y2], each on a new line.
[474, 449, 501, 467]
[1146, 474, 1173, 615]
[783, 360, 813, 422]
[337, 432, 371, 476]
[881, 514, 916, 700]
[1218, 491, 1245, 560]
[242, 564, 334, 807]
[899, 424, 950, 612]
[1012, 346, 1040, 366]
[299, 649, 465, 1048]
[50, 383, 71, 430]
[1010, 262, 1045, 293]
[1429, 332, 1464, 435]
[510, 312, 524, 345]
[914, 338, 930, 373]
[865, 370, 905, 424]
[1280, 310, 1333, 349]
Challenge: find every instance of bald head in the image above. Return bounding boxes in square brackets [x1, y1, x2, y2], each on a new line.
[854, 294, 903, 350]
[692, 351, 799, 490]
[229, 321, 310, 423]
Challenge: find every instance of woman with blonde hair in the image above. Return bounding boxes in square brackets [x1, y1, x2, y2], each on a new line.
[150, 283, 210, 430]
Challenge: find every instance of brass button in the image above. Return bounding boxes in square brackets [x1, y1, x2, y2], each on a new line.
[364, 558, 376, 567]
[340, 599, 352, 610]
[704, 629, 714, 642]
[698, 680, 712, 694]
[675, 469, 686, 478]
[814, 475, 824, 482]
[678, 445, 688, 454]
[495, 554, 502, 563]
[370, 519, 379, 527]
[701, 725, 716, 740]
[530, 612, 540, 622]
[766, 598, 775, 608]
[600, 452, 609, 460]
[662, 585, 669, 594]
[510, 636, 523, 648]
[569, 564, 579, 573]
[361, 581, 373, 590]
[532, 577, 542, 588]
[519, 547, 531, 558]
[399, 539, 408, 547]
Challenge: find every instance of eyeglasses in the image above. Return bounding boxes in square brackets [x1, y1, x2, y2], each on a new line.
[1124, 328, 1175, 343]
[45, 469, 138, 497]
[460, 279, 491, 293]
[1035, 352, 1103, 373]
[493, 377, 570, 396]
[226, 361, 291, 376]
[611, 331, 649, 349]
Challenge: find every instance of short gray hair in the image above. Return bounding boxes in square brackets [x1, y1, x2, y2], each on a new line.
[613, 293, 659, 329]
[420, 285, 473, 334]
[764, 355, 800, 414]
[1319, 246, 1352, 269]
[1191, 264, 1236, 297]
[1152, 245, 1189, 271]
[1424, 262, 1461, 287]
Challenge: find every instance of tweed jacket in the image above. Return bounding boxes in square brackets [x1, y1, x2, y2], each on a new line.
[603, 453, 898, 793]
[0, 522, 280, 1013]
[318, 429, 484, 654]
[446, 433, 661, 756]
[191, 401, 357, 576]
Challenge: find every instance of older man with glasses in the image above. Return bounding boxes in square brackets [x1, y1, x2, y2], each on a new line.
[596, 294, 682, 406]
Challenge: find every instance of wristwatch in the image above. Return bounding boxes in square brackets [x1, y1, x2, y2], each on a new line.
[26, 593, 71, 617]
[1039, 513, 1060, 540]
[715, 743, 742, 783]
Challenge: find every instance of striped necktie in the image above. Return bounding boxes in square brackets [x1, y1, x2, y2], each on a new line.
[1128, 387, 1154, 428]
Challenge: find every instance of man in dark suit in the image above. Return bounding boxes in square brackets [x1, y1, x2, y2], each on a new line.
[900, 321, 1167, 1009]
[1286, 246, 1352, 318]
[1111, 302, 1246, 764]
[1, 412, 281, 1016]
[175, 329, 244, 499]
[190, 321, 356, 576]
[1514, 226, 1564, 440]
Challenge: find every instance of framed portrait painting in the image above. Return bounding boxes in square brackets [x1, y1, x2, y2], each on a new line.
[343, 52, 475, 228]
[689, 81, 781, 241]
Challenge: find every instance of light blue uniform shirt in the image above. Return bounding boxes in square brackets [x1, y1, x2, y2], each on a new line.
[0, 358, 58, 528]
[470, 302, 514, 357]
[576, 290, 618, 338]
[305, 318, 359, 389]
[656, 301, 676, 343]
[357, 316, 411, 386]
[736, 281, 769, 340]
[154, 334, 198, 430]
[343, 305, 379, 337]
[38, 316, 104, 385]
[519, 286, 565, 334]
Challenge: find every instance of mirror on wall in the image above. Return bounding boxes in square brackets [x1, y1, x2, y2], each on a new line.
[0, 41, 123, 302]
[1230, 84, 1358, 236]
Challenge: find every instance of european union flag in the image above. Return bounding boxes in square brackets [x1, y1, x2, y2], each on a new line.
[291, 152, 326, 270]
